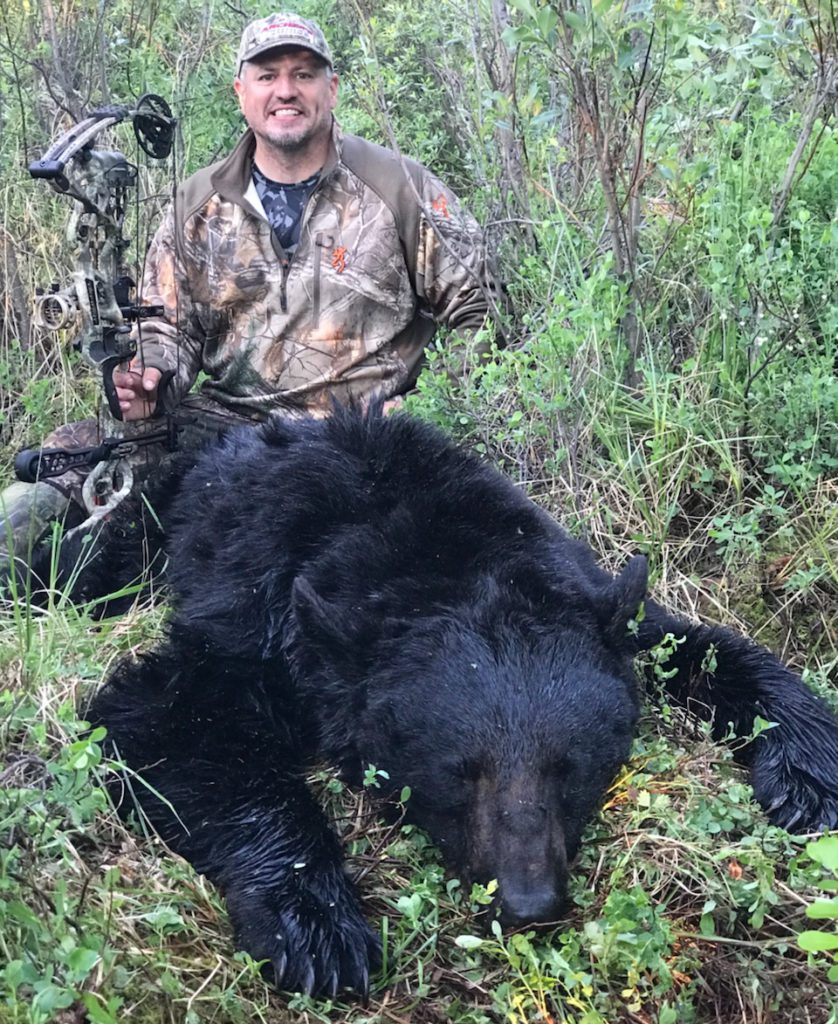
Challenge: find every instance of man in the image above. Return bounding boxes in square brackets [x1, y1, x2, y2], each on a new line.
[1, 12, 500, 573]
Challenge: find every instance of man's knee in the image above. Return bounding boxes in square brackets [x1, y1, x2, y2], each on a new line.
[0, 479, 80, 569]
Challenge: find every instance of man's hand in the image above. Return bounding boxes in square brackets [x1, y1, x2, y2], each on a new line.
[112, 366, 163, 420]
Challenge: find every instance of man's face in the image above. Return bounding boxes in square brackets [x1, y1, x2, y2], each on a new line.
[234, 48, 338, 158]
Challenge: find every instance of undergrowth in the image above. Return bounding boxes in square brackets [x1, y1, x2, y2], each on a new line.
[1, 605, 836, 1023]
[1, 0, 837, 1021]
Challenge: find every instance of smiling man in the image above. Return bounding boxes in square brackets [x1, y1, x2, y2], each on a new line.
[1, 12, 502, 576]
[234, 33, 337, 177]
[111, 11, 501, 422]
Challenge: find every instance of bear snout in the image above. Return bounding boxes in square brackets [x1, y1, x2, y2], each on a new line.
[470, 770, 569, 929]
[475, 824, 570, 929]
[489, 827, 570, 929]
[496, 878, 567, 929]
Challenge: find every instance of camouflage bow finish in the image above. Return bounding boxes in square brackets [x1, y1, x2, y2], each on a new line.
[29, 94, 175, 420]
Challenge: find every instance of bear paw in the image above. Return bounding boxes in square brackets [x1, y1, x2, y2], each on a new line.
[751, 727, 838, 832]
[226, 877, 381, 999]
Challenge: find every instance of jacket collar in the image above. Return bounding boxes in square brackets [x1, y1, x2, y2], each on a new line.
[210, 119, 343, 206]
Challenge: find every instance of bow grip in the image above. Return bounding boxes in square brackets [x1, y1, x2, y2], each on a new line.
[102, 356, 125, 421]
[101, 359, 175, 421]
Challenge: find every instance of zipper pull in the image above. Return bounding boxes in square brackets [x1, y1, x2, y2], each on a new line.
[279, 255, 290, 314]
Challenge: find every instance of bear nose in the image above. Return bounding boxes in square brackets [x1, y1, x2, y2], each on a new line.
[497, 885, 565, 929]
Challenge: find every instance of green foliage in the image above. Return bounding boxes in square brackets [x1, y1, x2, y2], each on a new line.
[2, 0, 838, 1020]
[0, 696, 113, 1024]
[797, 835, 838, 983]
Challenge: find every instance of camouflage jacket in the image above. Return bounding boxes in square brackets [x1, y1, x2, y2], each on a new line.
[136, 122, 499, 416]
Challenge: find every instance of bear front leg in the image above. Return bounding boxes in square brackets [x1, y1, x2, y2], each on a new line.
[635, 602, 838, 832]
[88, 638, 381, 997]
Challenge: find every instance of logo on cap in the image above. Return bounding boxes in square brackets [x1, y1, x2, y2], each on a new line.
[237, 12, 333, 75]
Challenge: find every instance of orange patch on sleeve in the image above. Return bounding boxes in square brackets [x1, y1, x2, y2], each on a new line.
[431, 194, 449, 218]
[331, 246, 347, 273]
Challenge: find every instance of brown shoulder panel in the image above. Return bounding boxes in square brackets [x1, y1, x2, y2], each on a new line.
[338, 134, 427, 296]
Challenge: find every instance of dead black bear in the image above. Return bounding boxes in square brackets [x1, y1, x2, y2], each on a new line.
[69, 407, 837, 998]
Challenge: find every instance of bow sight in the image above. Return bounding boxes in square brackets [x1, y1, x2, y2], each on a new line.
[29, 94, 176, 420]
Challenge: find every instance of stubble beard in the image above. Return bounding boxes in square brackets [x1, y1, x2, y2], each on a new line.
[260, 123, 313, 153]
[258, 112, 331, 157]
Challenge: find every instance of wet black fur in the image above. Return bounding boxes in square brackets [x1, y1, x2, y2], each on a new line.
[50, 408, 838, 997]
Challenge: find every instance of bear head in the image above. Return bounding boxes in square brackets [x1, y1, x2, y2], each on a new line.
[292, 554, 647, 929]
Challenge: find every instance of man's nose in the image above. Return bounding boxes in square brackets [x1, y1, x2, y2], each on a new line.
[272, 74, 299, 99]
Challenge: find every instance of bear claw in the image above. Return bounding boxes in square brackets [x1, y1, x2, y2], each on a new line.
[752, 738, 838, 834]
[227, 879, 380, 998]
[271, 952, 288, 985]
[326, 969, 339, 1000]
[301, 961, 316, 996]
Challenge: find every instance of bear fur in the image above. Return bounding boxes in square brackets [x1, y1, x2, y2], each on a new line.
[61, 408, 838, 998]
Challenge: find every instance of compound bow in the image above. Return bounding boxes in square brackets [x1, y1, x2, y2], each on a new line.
[16, 94, 179, 494]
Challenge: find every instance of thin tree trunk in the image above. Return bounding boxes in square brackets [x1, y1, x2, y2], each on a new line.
[1, 227, 32, 350]
[772, 58, 837, 234]
[488, 0, 535, 246]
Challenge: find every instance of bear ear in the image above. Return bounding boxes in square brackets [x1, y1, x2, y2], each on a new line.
[291, 576, 353, 648]
[601, 554, 648, 649]
[290, 576, 370, 671]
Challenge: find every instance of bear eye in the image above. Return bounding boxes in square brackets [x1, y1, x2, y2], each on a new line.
[458, 758, 483, 783]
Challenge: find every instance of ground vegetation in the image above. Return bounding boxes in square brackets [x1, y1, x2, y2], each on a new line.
[0, 1, 837, 1021]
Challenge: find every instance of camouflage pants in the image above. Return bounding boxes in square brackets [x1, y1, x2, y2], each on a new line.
[0, 393, 264, 574]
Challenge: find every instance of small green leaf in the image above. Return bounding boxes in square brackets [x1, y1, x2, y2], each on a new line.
[806, 900, 838, 920]
[32, 983, 75, 1014]
[396, 892, 423, 923]
[798, 930, 838, 952]
[563, 10, 586, 33]
[536, 7, 558, 39]
[66, 946, 100, 977]
[751, 716, 778, 737]
[506, 0, 536, 20]
[81, 993, 122, 1024]
[807, 835, 838, 872]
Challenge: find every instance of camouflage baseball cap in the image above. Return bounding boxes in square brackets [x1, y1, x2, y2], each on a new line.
[236, 13, 333, 75]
